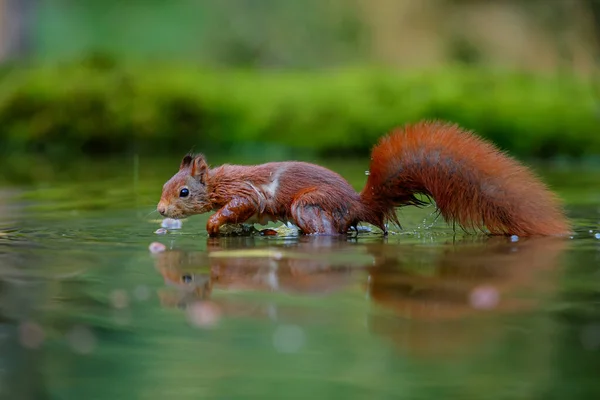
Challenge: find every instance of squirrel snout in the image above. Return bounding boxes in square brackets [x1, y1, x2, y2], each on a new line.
[157, 203, 168, 216]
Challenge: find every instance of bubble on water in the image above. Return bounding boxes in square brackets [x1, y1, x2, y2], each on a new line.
[594, 233, 600, 240]
[18, 321, 45, 349]
[186, 301, 221, 329]
[133, 285, 151, 301]
[469, 285, 500, 310]
[110, 289, 129, 309]
[580, 323, 600, 351]
[510, 235, 519, 242]
[272, 324, 306, 353]
[161, 218, 182, 229]
[149, 242, 166, 253]
[66, 325, 97, 355]
[154, 228, 168, 235]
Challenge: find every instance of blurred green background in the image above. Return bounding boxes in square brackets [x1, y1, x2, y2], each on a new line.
[1, 0, 599, 161]
[1, 4, 600, 400]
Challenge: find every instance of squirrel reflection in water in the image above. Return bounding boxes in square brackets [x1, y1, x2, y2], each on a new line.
[154, 236, 363, 313]
[152, 235, 567, 356]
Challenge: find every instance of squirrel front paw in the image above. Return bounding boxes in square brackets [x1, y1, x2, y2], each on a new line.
[206, 219, 222, 237]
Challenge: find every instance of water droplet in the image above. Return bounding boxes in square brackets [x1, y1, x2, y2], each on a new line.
[594, 233, 600, 240]
[154, 228, 168, 235]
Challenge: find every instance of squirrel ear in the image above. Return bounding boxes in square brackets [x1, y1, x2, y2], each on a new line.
[191, 154, 208, 184]
[179, 154, 194, 170]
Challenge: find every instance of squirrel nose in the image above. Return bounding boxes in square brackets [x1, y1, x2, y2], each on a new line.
[158, 205, 167, 216]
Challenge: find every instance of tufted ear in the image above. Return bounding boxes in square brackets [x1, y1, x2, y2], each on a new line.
[179, 153, 194, 170]
[190, 154, 208, 184]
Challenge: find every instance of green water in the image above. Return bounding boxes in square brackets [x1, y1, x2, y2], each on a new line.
[0, 157, 599, 400]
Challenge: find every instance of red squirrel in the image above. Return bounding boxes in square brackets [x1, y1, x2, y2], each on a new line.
[157, 121, 570, 237]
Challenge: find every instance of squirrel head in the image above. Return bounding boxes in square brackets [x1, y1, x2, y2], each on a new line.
[157, 154, 212, 218]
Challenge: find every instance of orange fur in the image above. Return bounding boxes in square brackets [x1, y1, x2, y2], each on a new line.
[158, 121, 571, 236]
[360, 121, 570, 236]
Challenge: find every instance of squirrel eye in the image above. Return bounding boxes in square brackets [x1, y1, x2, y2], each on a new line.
[181, 274, 193, 283]
[179, 188, 190, 198]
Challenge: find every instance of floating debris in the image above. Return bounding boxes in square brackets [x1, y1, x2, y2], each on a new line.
[149, 242, 167, 253]
[269, 223, 299, 237]
[161, 218, 182, 229]
[218, 223, 257, 236]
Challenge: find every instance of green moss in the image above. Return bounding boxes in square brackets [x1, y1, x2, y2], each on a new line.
[0, 63, 598, 159]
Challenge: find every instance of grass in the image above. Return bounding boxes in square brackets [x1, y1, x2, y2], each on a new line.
[0, 60, 598, 159]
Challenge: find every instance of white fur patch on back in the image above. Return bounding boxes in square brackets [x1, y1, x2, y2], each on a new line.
[261, 166, 286, 199]
[244, 165, 287, 214]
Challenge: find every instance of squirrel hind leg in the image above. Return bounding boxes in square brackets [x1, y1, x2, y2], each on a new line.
[290, 188, 353, 235]
[292, 205, 338, 235]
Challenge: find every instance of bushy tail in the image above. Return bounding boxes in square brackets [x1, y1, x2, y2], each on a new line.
[359, 121, 570, 236]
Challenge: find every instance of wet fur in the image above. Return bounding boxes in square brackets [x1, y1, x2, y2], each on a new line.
[158, 121, 571, 236]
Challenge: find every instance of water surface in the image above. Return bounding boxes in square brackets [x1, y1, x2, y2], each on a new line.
[0, 157, 599, 399]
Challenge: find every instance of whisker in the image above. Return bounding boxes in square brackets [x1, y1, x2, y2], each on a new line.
[137, 195, 161, 204]
[144, 209, 160, 218]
